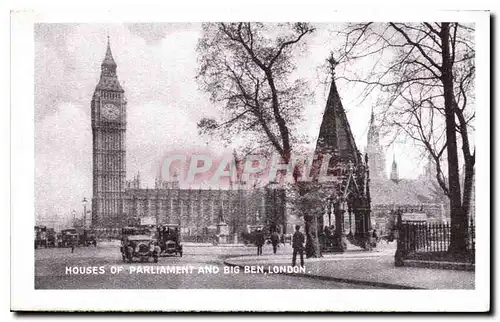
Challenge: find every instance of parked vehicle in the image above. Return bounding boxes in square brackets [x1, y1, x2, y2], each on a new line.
[156, 224, 183, 257]
[79, 229, 97, 247]
[55, 233, 63, 247]
[34, 226, 48, 249]
[46, 228, 57, 247]
[120, 234, 160, 263]
[241, 225, 271, 245]
[60, 229, 78, 247]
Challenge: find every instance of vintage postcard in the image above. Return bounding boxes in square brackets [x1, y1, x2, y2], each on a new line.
[10, 7, 490, 312]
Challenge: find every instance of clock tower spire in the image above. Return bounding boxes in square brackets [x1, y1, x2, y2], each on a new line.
[91, 37, 127, 228]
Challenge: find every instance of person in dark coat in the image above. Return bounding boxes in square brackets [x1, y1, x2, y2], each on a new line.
[270, 230, 280, 254]
[172, 228, 179, 244]
[255, 228, 265, 256]
[70, 238, 76, 253]
[292, 225, 305, 267]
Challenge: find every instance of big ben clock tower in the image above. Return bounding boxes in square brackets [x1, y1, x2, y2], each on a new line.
[91, 38, 126, 228]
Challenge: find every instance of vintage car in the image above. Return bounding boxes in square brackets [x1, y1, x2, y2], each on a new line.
[156, 224, 183, 257]
[55, 233, 63, 247]
[78, 229, 97, 247]
[46, 228, 57, 247]
[34, 225, 48, 249]
[120, 235, 160, 263]
[241, 225, 272, 246]
[60, 229, 79, 247]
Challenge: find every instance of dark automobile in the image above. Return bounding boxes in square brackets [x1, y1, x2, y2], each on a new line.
[46, 228, 57, 247]
[60, 229, 79, 247]
[241, 225, 271, 245]
[157, 224, 183, 257]
[34, 225, 48, 249]
[79, 229, 97, 247]
[120, 235, 160, 263]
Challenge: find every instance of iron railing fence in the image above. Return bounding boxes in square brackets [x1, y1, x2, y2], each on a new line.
[397, 219, 475, 263]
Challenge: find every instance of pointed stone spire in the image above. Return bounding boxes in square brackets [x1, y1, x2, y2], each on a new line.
[102, 35, 117, 67]
[390, 153, 399, 182]
[366, 106, 386, 180]
[96, 35, 123, 92]
[367, 107, 380, 146]
[315, 56, 360, 165]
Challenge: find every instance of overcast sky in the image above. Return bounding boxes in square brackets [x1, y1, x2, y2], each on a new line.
[35, 23, 425, 223]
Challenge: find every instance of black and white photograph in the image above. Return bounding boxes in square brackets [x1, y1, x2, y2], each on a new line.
[9, 7, 490, 312]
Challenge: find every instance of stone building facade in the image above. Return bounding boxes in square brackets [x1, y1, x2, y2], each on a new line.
[366, 112, 448, 235]
[121, 174, 286, 237]
[90, 40, 285, 236]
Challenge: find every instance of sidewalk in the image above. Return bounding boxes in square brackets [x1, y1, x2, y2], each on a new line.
[182, 242, 249, 248]
[224, 243, 475, 289]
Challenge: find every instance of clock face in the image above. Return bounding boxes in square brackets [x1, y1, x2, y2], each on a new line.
[102, 103, 119, 121]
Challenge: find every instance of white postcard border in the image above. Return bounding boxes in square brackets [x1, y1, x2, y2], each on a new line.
[10, 7, 490, 312]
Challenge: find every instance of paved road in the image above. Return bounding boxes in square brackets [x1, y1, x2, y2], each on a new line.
[35, 242, 380, 289]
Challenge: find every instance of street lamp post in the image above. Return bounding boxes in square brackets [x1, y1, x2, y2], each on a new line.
[72, 210, 76, 227]
[82, 197, 88, 229]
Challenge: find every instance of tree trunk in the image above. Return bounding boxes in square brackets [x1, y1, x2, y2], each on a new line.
[295, 178, 322, 258]
[440, 23, 468, 254]
[304, 214, 321, 258]
[462, 161, 474, 218]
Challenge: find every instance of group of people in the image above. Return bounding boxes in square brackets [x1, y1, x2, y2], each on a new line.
[253, 225, 305, 267]
[253, 228, 284, 256]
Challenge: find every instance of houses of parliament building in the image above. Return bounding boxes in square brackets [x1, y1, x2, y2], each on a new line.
[90, 38, 459, 240]
[90, 40, 286, 236]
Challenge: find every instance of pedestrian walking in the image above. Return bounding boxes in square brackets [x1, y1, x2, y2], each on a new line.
[71, 240, 75, 253]
[292, 225, 305, 267]
[255, 228, 265, 256]
[270, 230, 280, 254]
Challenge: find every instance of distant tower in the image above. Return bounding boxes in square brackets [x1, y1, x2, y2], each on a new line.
[390, 154, 399, 182]
[91, 37, 127, 228]
[366, 110, 386, 180]
[171, 172, 180, 190]
[423, 154, 437, 180]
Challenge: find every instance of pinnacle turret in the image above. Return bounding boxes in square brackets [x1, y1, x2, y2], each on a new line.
[102, 36, 117, 68]
[390, 154, 399, 182]
[315, 69, 359, 164]
[96, 37, 123, 92]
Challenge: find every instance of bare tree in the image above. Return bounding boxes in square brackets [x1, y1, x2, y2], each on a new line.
[336, 22, 475, 254]
[196, 23, 326, 255]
